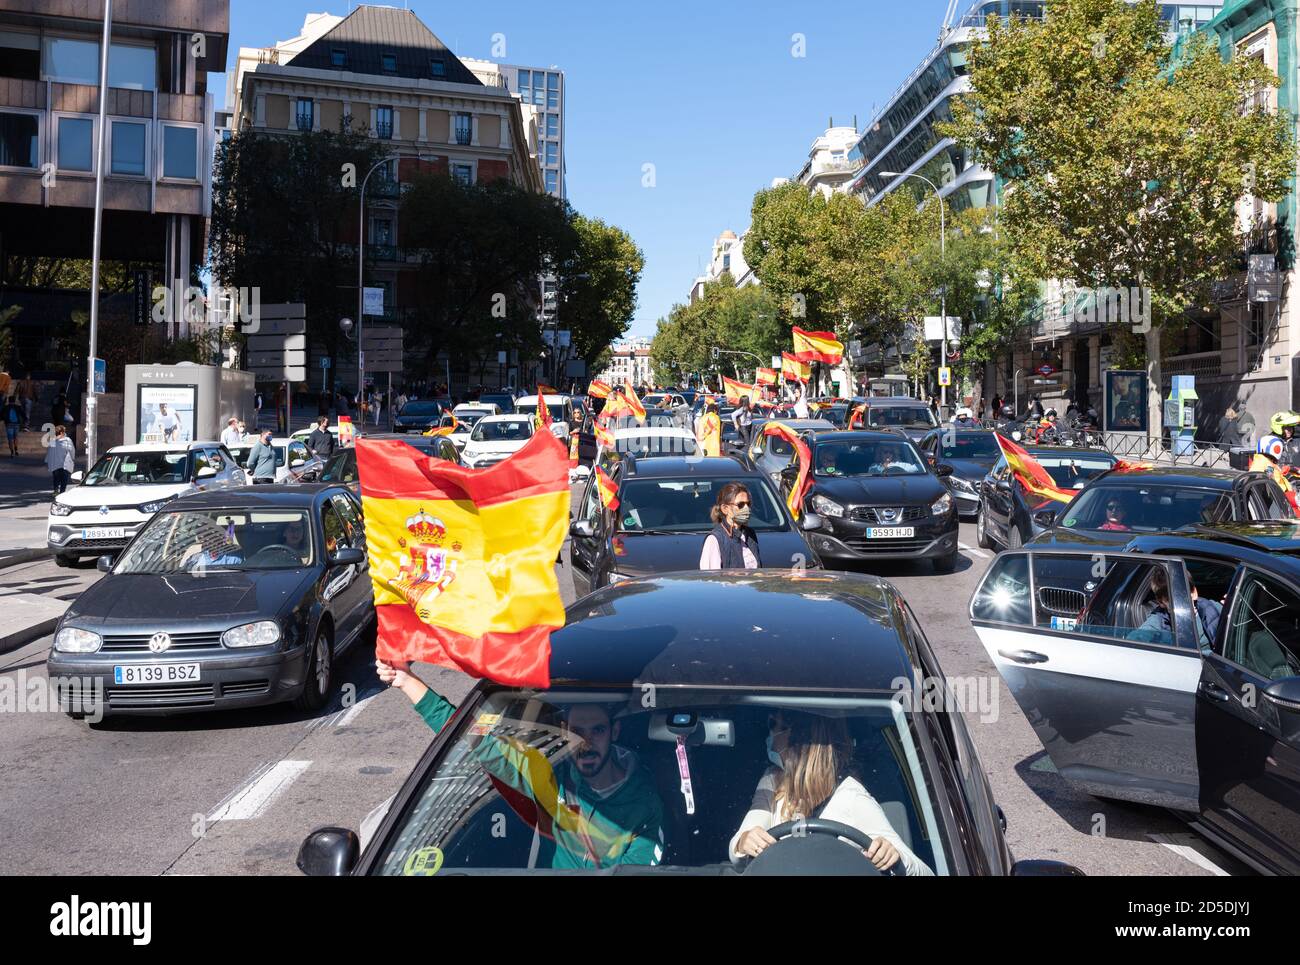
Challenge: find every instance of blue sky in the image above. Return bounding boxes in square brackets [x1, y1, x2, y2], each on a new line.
[216, 0, 964, 339]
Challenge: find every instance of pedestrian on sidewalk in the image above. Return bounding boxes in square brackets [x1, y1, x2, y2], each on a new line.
[220, 417, 243, 449]
[46, 424, 75, 495]
[247, 429, 277, 484]
[307, 415, 335, 459]
[3, 397, 21, 456]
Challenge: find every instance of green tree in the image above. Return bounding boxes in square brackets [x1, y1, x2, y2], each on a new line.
[944, 0, 1296, 428]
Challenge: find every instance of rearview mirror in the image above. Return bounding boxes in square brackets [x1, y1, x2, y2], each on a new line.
[329, 547, 365, 567]
[196, 466, 217, 479]
[570, 519, 595, 539]
[1263, 676, 1300, 711]
[296, 827, 360, 876]
[996, 479, 1012, 491]
[798, 513, 823, 532]
[935, 464, 954, 478]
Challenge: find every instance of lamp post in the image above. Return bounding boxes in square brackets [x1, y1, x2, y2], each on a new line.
[881, 170, 947, 412]
[85, 0, 112, 467]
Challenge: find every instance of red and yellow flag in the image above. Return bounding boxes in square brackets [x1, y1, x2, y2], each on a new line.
[756, 367, 778, 387]
[357, 431, 569, 688]
[594, 421, 615, 451]
[595, 465, 620, 513]
[622, 380, 646, 421]
[588, 380, 612, 400]
[847, 403, 867, 430]
[781, 352, 810, 383]
[792, 327, 843, 365]
[568, 429, 580, 468]
[338, 415, 355, 447]
[722, 375, 758, 405]
[698, 410, 721, 458]
[762, 422, 813, 520]
[424, 413, 459, 437]
[994, 433, 1076, 505]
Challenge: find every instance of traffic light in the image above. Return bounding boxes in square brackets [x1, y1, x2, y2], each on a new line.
[711, 346, 719, 360]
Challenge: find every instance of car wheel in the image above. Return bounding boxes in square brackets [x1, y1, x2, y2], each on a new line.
[54, 553, 75, 568]
[976, 505, 994, 549]
[1007, 524, 1024, 550]
[933, 550, 958, 574]
[295, 625, 334, 712]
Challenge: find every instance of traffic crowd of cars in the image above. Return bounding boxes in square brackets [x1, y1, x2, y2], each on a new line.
[37, 383, 1300, 876]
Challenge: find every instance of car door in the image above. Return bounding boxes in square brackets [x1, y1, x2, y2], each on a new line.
[1196, 567, 1300, 872]
[330, 492, 374, 648]
[569, 470, 609, 598]
[320, 497, 362, 644]
[984, 457, 1014, 542]
[969, 549, 1202, 810]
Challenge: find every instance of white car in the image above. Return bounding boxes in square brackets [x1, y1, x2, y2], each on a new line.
[47, 442, 245, 567]
[600, 425, 699, 464]
[514, 394, 574, 439]
[447, 405, 499, 451]
[226, 437, 323, 484]
[461, 414, 535, 469]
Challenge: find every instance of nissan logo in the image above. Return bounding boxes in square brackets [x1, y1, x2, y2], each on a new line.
[148, 632, 171, 653]
[880, 508, 899, 522]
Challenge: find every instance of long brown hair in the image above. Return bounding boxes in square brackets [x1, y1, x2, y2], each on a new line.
[710, 482, 750, 525]
[773, 712, 854, 820]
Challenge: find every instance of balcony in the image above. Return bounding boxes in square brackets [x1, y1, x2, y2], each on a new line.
[810, 155, 863, 178]
[375, 122, 393, 140]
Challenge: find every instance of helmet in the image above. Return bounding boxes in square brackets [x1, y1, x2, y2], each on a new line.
[955, 407, 973, 420]
[1045, 408, 1058, 419]
[1270, 411, 1300, 435]
[1258, 434, 1285, 460]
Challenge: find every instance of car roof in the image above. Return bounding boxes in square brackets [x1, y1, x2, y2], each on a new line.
[754, 418, 833, 430]
[108, 442, 215, 453]
[517, 395, 568, 404]
[613, 425, 693, 437]
[176, 484, 349, 509]
[480, 413, 533, 422]
[551, 572, 914, 690]
[1088, 466, 1244, 488]
[623, 456, 764, 478]
[810, 429, 920, 443]
[861, 397, 928, 406]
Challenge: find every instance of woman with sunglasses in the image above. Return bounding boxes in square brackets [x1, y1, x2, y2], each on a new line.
[699, 481, 762, 570]
[729, 710, 932, 874]
[1099, 497, 1130, 531]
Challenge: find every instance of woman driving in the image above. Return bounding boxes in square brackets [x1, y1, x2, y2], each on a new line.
[729, 710, 933, 875]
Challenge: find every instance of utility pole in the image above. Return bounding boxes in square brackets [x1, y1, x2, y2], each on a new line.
[85, 0, 112, 467]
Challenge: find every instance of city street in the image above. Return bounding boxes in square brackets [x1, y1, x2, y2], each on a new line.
[0, 500, 1251, 876]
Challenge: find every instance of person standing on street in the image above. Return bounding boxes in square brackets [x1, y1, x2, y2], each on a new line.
[697, 401, 721, 458]
[4, 396, 21, 456]
[18, 374, 35, 431]
[731, 397, 754, 453]
[254, 390, 264, 425]
[307, 415, 335, 459]
[46, 424, 75, 495]
[220, 417, 243, 449]
[247, 429, 277, 484]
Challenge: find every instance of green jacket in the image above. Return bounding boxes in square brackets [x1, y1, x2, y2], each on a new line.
[414, 689, 664, 869]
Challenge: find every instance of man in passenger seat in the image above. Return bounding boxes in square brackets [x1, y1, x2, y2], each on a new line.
[1131, 569, 1221, 648]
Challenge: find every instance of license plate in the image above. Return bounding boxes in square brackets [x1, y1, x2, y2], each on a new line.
[865, 527, 915, 539]
[81, 527, 126, 539]
[113, 664, 201, 685]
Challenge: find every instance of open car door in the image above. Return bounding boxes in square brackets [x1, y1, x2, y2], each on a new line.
[969, 549, 1202, 811]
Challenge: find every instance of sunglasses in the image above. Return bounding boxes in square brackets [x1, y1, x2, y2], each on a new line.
[732, 500, 751, 509]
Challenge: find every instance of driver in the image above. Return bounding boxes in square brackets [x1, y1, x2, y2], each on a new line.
[729, 711, 932, 875]
[869, 444, 918, 475]
[1098, 497, 1130, 531]
[377, 660, 666, 869]
[280, 517, 311, 560]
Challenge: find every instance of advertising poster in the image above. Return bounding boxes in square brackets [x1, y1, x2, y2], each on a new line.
[138, 385, 196, 444]
[1104, 370, 1148, 433]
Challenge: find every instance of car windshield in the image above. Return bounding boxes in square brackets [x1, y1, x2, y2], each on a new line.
[320, 450, 357, 484]
[867, 407, 937, 430]
[815, 440, 927, 476]
[370, 690, 947, 875]
[939, 434, 1000, 460]
[84, 451, 190, 486]
[471, 420, 534, 443]
[1060, 485, 1235, 533]
[517, 403, 566, 422]
[400, 402, 441, 416]
[454, 411, 492, 428]
[1034, 455, 1117, 489]
[114, 509, 313, 573]
[616, 477, 785, 532]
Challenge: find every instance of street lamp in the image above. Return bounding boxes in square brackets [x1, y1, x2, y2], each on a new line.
[881, 170, 948, 411]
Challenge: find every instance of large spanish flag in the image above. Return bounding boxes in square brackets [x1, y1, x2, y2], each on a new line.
[781, 352, 811, 383]
[722, 375, 758, 404]
[792, 327, 843, 365]
[588, 380, 612, 400]
[622, 380, 647, 421]
[762, 422, 813, 520]
[994, 433, 1076, 505]
[357, 431, 569, 688]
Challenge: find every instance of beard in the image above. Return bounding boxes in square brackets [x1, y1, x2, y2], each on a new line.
[573, 745, 608, 778]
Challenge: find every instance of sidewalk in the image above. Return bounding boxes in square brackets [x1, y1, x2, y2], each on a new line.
[0, 428, 70, 560]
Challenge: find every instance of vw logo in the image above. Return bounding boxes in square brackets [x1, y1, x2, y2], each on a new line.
[99, 505, 109, 516]
[148, 632, 172, 653]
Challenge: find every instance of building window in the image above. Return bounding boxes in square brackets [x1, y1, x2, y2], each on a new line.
[57, 116, 93, 171]
[295, 98, 314, 131]
[162, 125, 198, 180]
[0, 30, 40, 80]
[544, 141, 558, 166]
[430, 58, 445, 78]
[370, 216, 393, 246]
[545, 169, 557, 193]
[382, 53, 397, 73]
[43, 37, 98, 84]
[330, 47, 347, 68]
[454, 112, 472, 145]
[546, 72, 559, 109]
[110, 119, 147, 176]
[452, 162, 473, 185]
[518, 70, 531, 100]
[546, 113, 558, 138]
[0, 111, 38, 168]
[108, 44, 156, 91]
[375, 106, 393, 139]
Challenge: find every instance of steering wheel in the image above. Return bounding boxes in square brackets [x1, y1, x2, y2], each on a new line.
[742, 819, 894, 876]
[250, 543, 301, 565]
[881, 464, 908, 475]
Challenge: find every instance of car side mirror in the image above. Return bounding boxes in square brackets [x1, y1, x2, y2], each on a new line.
[1010, 859, 1085, 876]
[996, 478, 1012, 491]
[96, 555, 115, 573]
[70, 470, 84, 483]
[197, 466, 217, 479]
[798, 513, 823, 532]
[570, 519, 596, 539]
[329, 547, 365, 567]
[290, 458, 305, 468]
[1262, 676, 1300, 711]
[935, 464, 954, 478]
[296, 827, 360, 876]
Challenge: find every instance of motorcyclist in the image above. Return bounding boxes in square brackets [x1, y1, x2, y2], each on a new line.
[1270, 411, 1300, 469]
[1034, 409, 1060, 444]
[952, 407, 979, 429]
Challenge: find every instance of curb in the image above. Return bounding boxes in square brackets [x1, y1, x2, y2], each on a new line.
[0, 613, 62, 655]
[0, 547, 50, 571]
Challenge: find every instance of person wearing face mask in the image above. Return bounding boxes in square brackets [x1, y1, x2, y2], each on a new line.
[729, 710, 932, 874]
[699, 482, 761, 569]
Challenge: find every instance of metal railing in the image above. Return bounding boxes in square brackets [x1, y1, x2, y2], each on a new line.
[1102, 431, 1235, 469]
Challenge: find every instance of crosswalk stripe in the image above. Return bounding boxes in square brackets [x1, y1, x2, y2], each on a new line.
[207, 760, 311, 823]
[958, 541, 989, 559]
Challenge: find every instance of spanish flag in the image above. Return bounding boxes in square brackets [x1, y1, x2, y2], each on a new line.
[792, 327, 843, 365]
[534, 386, 553, 429]
[722, 375, 758, 404]
[424, 413, 459, 437]
[762, 422, 813, 520]
[781, 352, 811, 383]
[594, 421, 615, 451]
[847, 403, 867, 430]
[588, 380, 612, 400]
[357, 431, 569, 688]
[756, 367, 778, 387]
[595, 464, 620, 513]
[994, 433, 1076, 505]
[623, 380, 647, 421]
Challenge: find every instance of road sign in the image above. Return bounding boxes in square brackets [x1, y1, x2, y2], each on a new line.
[259, 303, 306, 319]
[132, 271, 151, 326]
[93, 358, 106, 394]
[246, 316, 306, 336]
[1037, 363, 1056, 377]
[247, 350, 306, 369]
[320, 357, 331, 369]
[938, 366, 952, 387]
[363, 287, 385, 316]
[362, 326, 403, 373]
[248, 365, 307, 382]
[247, 334, 306, 353]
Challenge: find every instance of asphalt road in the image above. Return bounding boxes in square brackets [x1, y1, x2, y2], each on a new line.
[0, 493, 1253, 876]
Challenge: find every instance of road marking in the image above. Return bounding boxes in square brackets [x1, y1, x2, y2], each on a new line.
[207, 760, 312, 823]
[958, 541, 989, 559]
[1147, 833, 1231, 877]
[335, 688, 383, 728]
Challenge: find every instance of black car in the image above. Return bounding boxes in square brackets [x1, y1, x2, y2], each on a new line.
[976, 445, 1119, 550]
[971, 527, 1300, 874]
[299, 571, 1083, 876]
[916, 428, 1002, 519]
[319, 436, 460, 494]
[568, 456, 821, 597]
[743, 417, 835, 483]
[1026, 465, 1295, 549]
[393, 399, 445, 434]
[851, 397, 940, 444]
[48, 485, 375, 718]
[475, 393, 516, 413]
[782, 431, 960, 572]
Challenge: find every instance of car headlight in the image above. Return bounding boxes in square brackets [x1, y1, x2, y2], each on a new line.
[222, 620, 281, 648]
[931, 493, 953, 516]
[49, 501, 73, 517]
[139, 495, 177, 514]
[949, 476, 976, 495]
[54, 627, 101, 653]
[811, 494, 845, 518]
